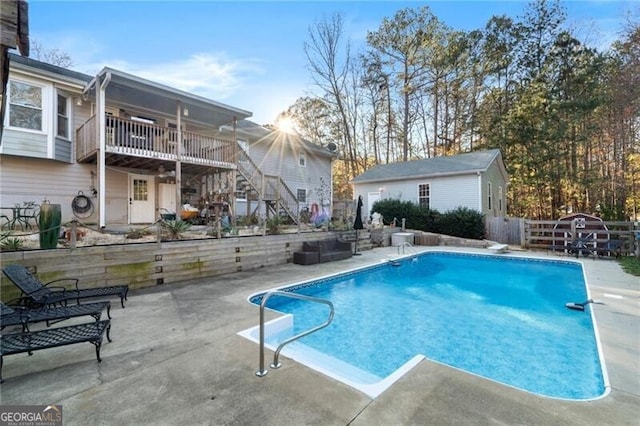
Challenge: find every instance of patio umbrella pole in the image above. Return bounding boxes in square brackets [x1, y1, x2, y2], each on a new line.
[353, 196, 364, 256]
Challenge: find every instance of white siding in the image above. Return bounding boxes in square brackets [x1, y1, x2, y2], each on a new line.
[430, 174, 479, 212]
[248, 134, 331, 209]
[0, 156, 129, 223]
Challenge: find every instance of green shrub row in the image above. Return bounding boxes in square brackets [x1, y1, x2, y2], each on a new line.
[371, 198, 485, 240]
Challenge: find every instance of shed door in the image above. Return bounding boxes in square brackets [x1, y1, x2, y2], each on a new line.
[367, 192, 381, 218]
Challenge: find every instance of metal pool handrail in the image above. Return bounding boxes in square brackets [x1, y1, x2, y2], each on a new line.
[256, 290, 334, 377]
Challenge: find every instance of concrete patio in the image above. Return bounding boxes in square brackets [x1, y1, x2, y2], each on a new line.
[1, 246, 638, 425]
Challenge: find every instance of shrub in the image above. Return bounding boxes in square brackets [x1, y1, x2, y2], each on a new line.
[371, 198, 485, 239]
[266, 215, 285, 234]
[371, 199, 417, 227]
[161, 220, 192, 240]
[126, 227, 152, 239]
[437, 207, 485, 239]
[1, 237, 25, 252]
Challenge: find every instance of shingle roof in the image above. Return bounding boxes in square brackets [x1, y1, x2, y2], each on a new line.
[352, 149, 502, 183]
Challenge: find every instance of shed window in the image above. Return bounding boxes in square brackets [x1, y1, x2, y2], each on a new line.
[488, 182, 493, 210]
[8, 79, 43, 131]
[418, 183, 430, 208]
[498, 186, 503, 211]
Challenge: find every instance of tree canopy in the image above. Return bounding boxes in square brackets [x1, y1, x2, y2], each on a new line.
[286, 0, 639, 220]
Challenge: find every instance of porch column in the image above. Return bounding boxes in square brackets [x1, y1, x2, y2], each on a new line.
[97, 72, 111, 228]
[175, 100, 183, 218]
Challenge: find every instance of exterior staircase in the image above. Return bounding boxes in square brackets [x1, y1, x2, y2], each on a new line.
[236, 145, 299, 224]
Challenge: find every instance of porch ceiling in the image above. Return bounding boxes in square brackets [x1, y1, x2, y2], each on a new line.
[102, 153, 233, 176]
[86, 68, 252, 128]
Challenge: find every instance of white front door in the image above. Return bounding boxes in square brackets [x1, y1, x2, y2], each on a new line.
[129, 174, 155, 223]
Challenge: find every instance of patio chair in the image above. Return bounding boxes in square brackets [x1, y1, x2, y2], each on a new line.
[2, 264, 129, 309]
[1, 300, 111, 331]
[0, 319, 111, 383]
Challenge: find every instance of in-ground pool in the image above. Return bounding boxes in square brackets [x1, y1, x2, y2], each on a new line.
[240, 252, 608, 399]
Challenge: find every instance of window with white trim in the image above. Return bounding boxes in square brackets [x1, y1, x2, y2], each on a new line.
[296, 188, 307, 203]
[298, 152, 306, 167]
[8, 79, 43, 131]
[488, 182, 493, 210]
[498, 186, 503, 211]
[418, 183, 430, 208]
[56, 93, 70, 138]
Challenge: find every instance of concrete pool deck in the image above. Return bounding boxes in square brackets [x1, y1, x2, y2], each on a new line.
[1, 246, 638, 425]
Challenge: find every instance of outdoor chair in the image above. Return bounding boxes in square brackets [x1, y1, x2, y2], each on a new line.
[0, 319, 111, 383]
[2, 264, 129, 309]
[1, 300, 111, 331]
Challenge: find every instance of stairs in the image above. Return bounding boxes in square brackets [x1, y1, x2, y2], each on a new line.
[236, 145, 299, 224]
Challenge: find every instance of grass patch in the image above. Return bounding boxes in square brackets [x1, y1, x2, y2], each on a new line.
[618, 256, 640, 276]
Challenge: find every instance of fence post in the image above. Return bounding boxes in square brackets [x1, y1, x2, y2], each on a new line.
[70, 220, 77, 249]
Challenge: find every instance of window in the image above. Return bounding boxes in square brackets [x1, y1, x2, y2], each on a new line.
[298, 152, 306, 167]
[56, 93, 69, 138]
[498, 186, 503, 211]
[297, 188, 307, 203]
[488, 182, 493, 210]
[418, 183, 430, 208]
[8, 80, 43, 131]
[133, 179, 148, 201]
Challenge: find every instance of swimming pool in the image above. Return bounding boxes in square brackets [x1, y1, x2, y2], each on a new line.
[240, 252, 608, 400]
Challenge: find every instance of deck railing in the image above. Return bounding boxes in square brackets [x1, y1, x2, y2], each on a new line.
[76, 115, 236, 166]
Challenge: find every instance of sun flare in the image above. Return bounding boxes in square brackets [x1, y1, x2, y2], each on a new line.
[276, 116, 295, 134]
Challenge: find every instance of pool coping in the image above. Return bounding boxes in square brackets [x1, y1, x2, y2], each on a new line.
[241, 249, 613, 401]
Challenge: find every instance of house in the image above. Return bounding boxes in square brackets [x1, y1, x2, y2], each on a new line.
[351, 149, 509, 220]
[0, 53, 334, 228]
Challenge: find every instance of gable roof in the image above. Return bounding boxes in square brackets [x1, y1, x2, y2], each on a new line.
[223, 120, 336, 159]
[352, 149, 505, 183]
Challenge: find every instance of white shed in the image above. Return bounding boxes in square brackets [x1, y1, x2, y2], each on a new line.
[351, 149, 509, 220]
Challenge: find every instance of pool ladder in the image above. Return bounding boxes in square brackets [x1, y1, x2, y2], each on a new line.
[397, 241, 417, 256]
[256, 290, 334, 377]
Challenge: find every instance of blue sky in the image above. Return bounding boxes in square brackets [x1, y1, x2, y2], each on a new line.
[29, 0, 633, 125]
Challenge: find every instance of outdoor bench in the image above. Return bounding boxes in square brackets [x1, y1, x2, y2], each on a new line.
[0, 320, 111, 383]
[293, 239, 352, 265]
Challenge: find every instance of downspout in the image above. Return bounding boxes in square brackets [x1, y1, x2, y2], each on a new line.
[477, 171, 482, 213]
[98, 72, 111, 228]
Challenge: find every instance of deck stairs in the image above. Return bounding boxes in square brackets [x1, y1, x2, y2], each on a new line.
[235, 145, 299, 224]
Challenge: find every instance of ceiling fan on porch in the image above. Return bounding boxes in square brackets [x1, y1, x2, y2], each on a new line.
[157, 166, 175, 179]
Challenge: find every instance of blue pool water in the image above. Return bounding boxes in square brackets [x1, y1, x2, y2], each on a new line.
[248, 252, 607, 400]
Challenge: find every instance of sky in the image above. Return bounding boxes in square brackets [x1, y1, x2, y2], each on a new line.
[27, 0, 635, 126]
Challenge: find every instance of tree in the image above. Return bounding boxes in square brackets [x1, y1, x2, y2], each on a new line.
[30, 39, 73, 67]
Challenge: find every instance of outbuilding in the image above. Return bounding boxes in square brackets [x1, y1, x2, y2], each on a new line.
[351, 149, 509, 220]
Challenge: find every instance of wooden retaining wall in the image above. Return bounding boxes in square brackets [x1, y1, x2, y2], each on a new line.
[0, 231, 371, 301]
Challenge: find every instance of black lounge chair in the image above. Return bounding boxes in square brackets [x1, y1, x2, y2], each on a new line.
[2, 264, 129, 308]
[1, 300, 111, 331]
[0, 320, 111, 383]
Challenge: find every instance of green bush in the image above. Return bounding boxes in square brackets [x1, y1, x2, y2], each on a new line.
[437, 207, 485, 239]
[371, 198, 485, 239]
[371, 199, 418, 227]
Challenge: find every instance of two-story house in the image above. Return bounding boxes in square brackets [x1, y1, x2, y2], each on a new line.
[1, 53, 335, 229]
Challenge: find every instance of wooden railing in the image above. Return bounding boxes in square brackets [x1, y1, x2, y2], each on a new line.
[76, 115, 236, 166]
[236, 145, 299, 223]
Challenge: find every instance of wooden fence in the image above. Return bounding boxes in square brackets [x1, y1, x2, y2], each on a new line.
[485, 217, 524, 245]
[486, 217, 639, 256]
